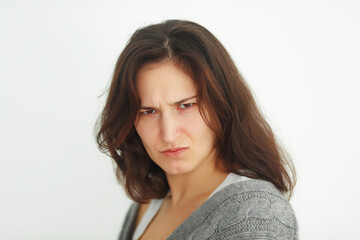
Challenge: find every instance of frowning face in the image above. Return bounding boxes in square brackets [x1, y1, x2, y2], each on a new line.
[135, 61, 218, 176]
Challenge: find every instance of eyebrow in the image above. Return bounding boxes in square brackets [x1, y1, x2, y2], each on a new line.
[139, 95, 197, 110]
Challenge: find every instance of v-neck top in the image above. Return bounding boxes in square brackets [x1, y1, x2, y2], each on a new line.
[132, 173, 250, 240]
[119, 175, 298, 240]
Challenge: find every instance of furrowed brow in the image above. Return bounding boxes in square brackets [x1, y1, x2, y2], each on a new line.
[139, 95, 197, 109]
[171, 95, 197, 106]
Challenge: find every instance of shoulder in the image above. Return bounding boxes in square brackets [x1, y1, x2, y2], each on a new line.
[135, 203, 150, 228]
[118, 202, 152, 240]
[118, 202, 139, 240]
[208, 179, 298, 239]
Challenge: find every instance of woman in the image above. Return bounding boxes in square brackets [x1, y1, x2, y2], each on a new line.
[95, 20, 298, 240]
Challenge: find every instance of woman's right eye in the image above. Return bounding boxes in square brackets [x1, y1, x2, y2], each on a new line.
[140, 109, 156, 115]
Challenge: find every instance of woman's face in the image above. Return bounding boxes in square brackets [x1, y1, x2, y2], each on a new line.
[135, 61, 218, 176]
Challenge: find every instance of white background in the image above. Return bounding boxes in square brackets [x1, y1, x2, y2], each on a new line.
[1, 0, 359, 239]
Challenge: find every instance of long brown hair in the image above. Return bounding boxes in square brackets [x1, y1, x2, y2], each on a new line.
[95, 19, 296, 203]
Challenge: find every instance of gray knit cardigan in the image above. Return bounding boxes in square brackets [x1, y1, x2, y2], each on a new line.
[119, 179, 298, 240]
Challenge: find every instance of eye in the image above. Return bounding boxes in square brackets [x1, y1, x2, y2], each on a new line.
[140, 109, 156, 115]
[179, 103, 195, 109]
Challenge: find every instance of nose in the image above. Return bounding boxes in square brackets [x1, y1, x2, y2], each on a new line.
[160, 112, 181, 144]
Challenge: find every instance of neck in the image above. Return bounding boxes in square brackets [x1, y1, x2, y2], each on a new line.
[165, 159, 228, 207]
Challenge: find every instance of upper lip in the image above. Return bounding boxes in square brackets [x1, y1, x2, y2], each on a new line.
[161, 147, 187, 152]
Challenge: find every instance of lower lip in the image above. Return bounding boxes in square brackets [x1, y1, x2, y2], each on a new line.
[162, 148, 188, 157]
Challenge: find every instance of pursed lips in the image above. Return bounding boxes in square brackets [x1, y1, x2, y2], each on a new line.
[161, 147, 187, 152]
[161, 147, 188, 157]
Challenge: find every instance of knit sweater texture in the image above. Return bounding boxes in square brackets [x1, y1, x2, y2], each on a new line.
[118, 179, 298, 240]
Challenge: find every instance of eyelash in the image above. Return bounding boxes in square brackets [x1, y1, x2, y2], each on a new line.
[140, 103, 195, 115]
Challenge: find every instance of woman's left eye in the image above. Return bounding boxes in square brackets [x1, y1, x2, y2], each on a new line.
[179, 103, 195, 109]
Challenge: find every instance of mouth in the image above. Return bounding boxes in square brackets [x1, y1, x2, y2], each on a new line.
[161, 147, 188, 157]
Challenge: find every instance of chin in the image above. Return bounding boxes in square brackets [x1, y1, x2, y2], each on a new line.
[161, 162, 194, 176]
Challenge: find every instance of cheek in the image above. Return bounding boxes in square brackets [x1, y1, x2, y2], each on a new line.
[186, 114, 215, 144]
[135, 121, 155, 147]
[135, 119, 163, 156]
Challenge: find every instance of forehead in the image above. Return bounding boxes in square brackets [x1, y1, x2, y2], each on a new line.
[136, 61, 197, 104]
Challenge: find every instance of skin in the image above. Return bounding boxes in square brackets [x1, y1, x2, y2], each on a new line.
[134, 60, 228, 239]
[134, 60, 227, 201]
